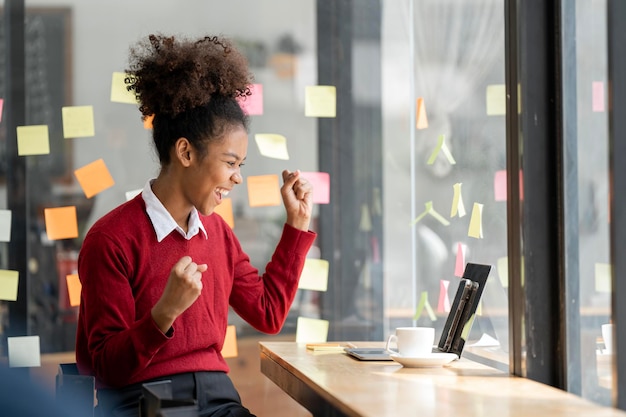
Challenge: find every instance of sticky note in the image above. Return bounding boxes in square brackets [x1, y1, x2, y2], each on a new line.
[300, 172, 330, 204]
[66, 274, 81, 307]
[8, 336, 40, 368]
[413, 291, 437, 322]
[17, 125, 50, 155]
[125, 189, 142, 201]
[497, 257, 509, 288]
[296, 317, 329, 343]
[110, 72, 138, 104]
[486, 84, 506, 116]
[247, 175, 281, 207]
[298, 259, 330, 292]
[143, 114, 154, 129]
[411, 201, 450, 226]
[416, 97, 428, 129]
[0, 269, 19, 301]
[75, 159, 115, 198]
[62, 105, 95, 138]
[454, 243, 465, 277]
[592, 81, 605, 112]
[213, 197, 234, 229]
[437, 280, 451, 313]
[305, 85, 336, 118]
[0, 209, 11, 242]
[254, 134, 290, 160]
[221, 325, 238, 358]
[238, 83, 264, 115]
[44, 206, 79, 240]
[494, 170, 507, 201]
[468, 203, 484, 239]
[427, 134, 456, 165]
[0, 98, 4, 123]
[595, 263, 611, 292]
[461, 314, 476, 340]
[451, 183, 466, 218]
[359, 204, 372, 231]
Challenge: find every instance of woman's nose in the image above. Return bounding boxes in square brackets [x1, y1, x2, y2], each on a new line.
[232, 172, 243, 184]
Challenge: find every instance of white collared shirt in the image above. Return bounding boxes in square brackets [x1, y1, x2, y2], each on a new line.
[141, 179, 208, 242]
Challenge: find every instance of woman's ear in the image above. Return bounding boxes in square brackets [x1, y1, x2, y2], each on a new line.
[174, 137, 193, 167]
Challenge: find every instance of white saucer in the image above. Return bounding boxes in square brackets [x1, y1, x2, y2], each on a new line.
[389, 352, 458, 368]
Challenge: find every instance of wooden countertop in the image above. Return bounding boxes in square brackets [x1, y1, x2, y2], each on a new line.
[259, 341, 625, 417]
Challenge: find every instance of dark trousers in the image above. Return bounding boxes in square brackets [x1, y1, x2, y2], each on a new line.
[96, 372, 255, 417]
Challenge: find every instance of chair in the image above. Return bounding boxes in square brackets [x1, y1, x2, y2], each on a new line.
[55, 362, 95, 417]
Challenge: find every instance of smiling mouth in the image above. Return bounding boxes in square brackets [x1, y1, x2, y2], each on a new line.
[215, 188, 230, 200]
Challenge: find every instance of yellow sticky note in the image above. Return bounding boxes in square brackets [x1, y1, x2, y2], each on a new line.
[44, 206, 79, 240]
[451, 183, 466, 218]
[497, 257, 509, 288]
[461, 314, 476, 340]
[298, 259, 330, 292]
[62, 105, 95, 138]
[213, 197, 234, 229]
[359, 204, 372, 231]
[296, 316, 329, 343]
[74, 159, 115, 198]
[595, 263, 612, 292]
[416, 97, 428, 129]
[486, 84, 506, 116]
[221, 324, 238, 358]
[247, 175, 281, 207]
[8, 336, 40, 368]
[254, 134, 290, 160]
[305, 85, 336, 118]
[0, 209, 11, 242]
[0, 269, 19, 301]
[412, 291, 436, 321]
[427, 134, 456, 165]
[468, 203, 484, 239]
[110, 72, 138, 104]
[16, 125, 50, 156]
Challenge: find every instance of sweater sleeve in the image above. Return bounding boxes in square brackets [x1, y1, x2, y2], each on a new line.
[77, 231, 171, 387]
[229, 224, 316, 333]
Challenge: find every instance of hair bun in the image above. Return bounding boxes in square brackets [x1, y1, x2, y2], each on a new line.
[126, 34, 253, 118]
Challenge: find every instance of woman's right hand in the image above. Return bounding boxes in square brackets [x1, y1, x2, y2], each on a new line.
[151, 256, 207, 334]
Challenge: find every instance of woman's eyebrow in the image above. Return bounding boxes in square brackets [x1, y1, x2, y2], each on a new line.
[222, 151, 246, 161]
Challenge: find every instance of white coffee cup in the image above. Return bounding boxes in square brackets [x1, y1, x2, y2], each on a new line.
[602, 323, 614, 354]
[385, 327, 435, 357]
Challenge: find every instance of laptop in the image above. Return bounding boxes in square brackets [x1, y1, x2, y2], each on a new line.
[345, 262, 492, 361]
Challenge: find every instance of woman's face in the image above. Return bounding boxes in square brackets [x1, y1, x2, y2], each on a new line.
[183, 125, 248, 216]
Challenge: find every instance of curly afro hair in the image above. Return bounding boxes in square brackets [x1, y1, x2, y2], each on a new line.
[125, 34, 254, 165]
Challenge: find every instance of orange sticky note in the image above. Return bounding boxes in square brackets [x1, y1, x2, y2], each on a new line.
[143, 114, 154, 130]
[213, 197, 234, 229]
[221, 324, 238, 358]
[416, 97, 428, 129]
[74, 159, 115, 198]
[44, 206, 79, 240]
[17, 125, 50, 155]
[247, 175, 281, 207]
[66, 274, 81, 307]
[238, 83, 264, 115]
[437, 280, 451, 313]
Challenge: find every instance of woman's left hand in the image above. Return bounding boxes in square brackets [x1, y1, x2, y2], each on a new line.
[281, 169, 313, 231]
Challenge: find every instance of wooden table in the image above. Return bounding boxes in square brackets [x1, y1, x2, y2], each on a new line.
[259, 341, 626, 417]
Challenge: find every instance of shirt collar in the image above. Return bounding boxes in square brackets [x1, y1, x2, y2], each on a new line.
[142, 179, 208, 242]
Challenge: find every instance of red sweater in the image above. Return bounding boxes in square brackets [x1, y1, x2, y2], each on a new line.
[75, 195, 316, 388]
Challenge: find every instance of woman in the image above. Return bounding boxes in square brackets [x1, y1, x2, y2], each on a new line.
[75, 34, 316, 417]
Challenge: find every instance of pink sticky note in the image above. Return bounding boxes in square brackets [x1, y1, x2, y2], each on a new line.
[494, 170, 507, 201]
[454, 243, 465, 277]
[592, 81, 605, 113]
[437, 280, 451, 313]
[0, 99, 4, 123]
[300, 172, 330, 204]
[238, 84, 263, 115]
